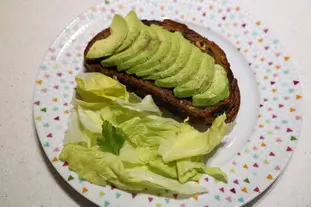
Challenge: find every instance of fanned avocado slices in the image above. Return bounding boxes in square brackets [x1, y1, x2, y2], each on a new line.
[155, 47, 203, 88]
[116, 26, 160, 71]
[173, 55, 215, 98]
[193, 64, 230, 107]
[101, 26, 151, 67]
[136, 32, 182, 77]
[126, 25, 172, 75]
[145, 38, 192, 80]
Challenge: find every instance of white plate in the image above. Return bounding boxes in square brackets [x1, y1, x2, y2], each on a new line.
[33, 0, 303, 206]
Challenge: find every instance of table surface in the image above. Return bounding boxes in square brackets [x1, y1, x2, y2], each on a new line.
[1, 0, 311, 206]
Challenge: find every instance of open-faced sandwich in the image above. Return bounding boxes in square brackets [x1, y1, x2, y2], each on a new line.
[59, 11, 240, 196]
[84, 11, 240, 124]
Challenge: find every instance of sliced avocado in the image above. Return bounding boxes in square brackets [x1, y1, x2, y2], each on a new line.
[173, 55, 215, 98]
[135, 32, 182, 77]
[116, 11, 142, 53]
[101, 26, 151, 67]
[196, 55, 216, 95]
[126, 25, 172, 75]
[155, 47, 202, 88]
[192, 64, 230, 107]
[86, 15, 128, 59]
[146, 38, 192, 80]
[116, 26, 159, 71]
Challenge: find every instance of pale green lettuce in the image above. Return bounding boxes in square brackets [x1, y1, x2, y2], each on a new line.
[119, 115, 179, 147]
[158, 114, 229, 162]
[177, 156, 227, 184]
[63, 108, 97, 147]
[60, 144, 125, 186]
[149, 156, 177, 179]
[60, 72, 231, 195]
[119, 141, 141, 164]
[125, 166, 208, 194]
[77, 106, 102, 134]
[76, 72, 129, 102]
[60, 144, 208, 195]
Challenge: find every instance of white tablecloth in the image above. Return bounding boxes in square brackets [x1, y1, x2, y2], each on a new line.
[0, 0, 310, 206]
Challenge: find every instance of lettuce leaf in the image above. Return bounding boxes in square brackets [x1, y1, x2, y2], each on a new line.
[59, 144, 126, 185]
[149, 156, 178, 179]
[75, 72, 129, 102]
[119, 141, 141, 164]
[177, 156, 204, 183]
[74, 73, 161, 115]
[77, 106, 102, 134]
[204, 167, 228, 183]
[119, 115, 179, 147]
[176, 156, 228, 183]
[125, 166, 208, 194]
[159, 114, 229, 162]
[60, 144, 208, 195]
[63, 108, 97, 147]
[119, 141, 158, 165]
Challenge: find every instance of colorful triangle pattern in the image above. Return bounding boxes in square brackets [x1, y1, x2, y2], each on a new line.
[67, 175, 74, 181]
[82, 187, 88, 193]
[43, 142, 50, 147]
[238, 197, 245, 203]
[104, 201, 110, 207]
[244, 178, 250, 183]
[165, 198, 170, 204]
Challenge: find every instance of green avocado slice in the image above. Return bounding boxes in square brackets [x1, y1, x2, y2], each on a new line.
[116, 26, 160, 71]
[173, 55, 215, 98]
[116, 11, 143, 53]
[155, 47, 202, 88]
[101, 26, 151, 67]
[145, 38, 192, 80]
[126, 25, 172, 75]
[86, 15, 128, 59]
[136, 32, 182, 77]
[192, 64, 230, 107]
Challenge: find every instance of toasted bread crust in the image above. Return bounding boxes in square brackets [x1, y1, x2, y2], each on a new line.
[84, 19, 240, 124]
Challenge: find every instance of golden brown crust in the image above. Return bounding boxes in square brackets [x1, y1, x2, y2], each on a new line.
[84, 19, 240, 124]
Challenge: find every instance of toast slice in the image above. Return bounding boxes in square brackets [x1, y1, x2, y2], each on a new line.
[84, 19, 240, 124]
